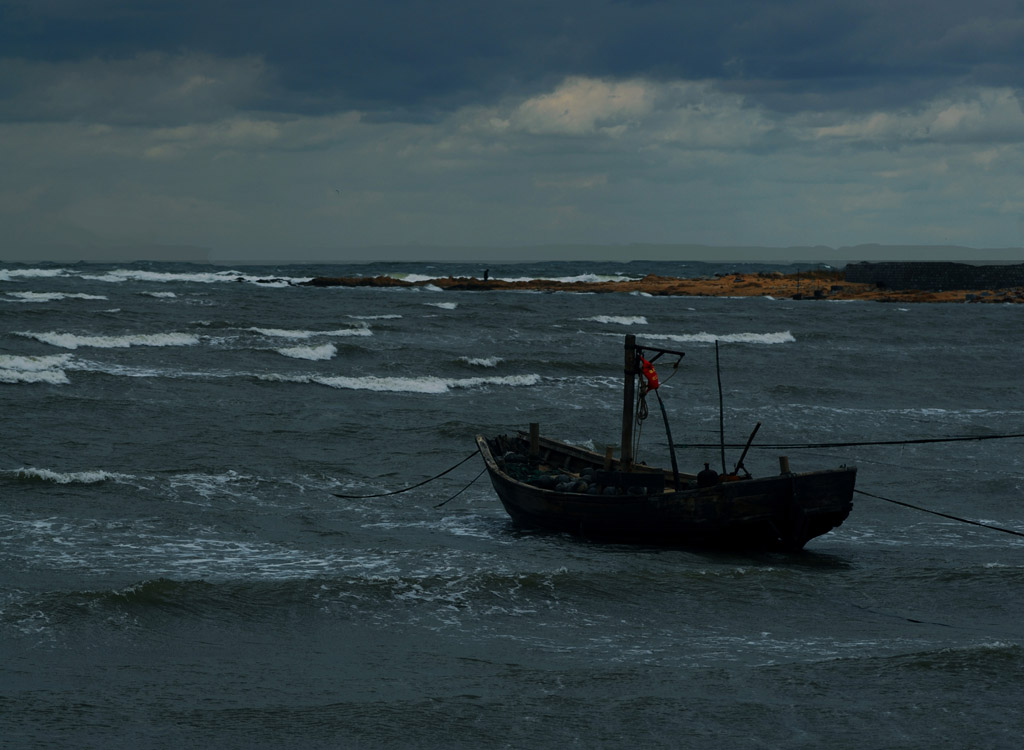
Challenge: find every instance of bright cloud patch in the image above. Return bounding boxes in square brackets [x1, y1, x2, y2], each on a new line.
[505, 77, 655, 136]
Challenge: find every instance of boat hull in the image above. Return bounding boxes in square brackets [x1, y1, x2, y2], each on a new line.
[477, 434, 855, 550]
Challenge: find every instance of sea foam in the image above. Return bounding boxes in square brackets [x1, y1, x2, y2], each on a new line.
[2, 467, 131, 484]
[643, 331, 796, 345]
[4, 292, 108, 302]
[260, 373, 541, 393]
[459, 356, 503, 367]
[583, 315, 648, 325]
[0, 354, 72, 385]
[16, 331, 201, 349]
[81, 269, 313, 286]
[276, 343, 338, 361]
[0, 268, 70, 281]
[250, 326, 372, 339]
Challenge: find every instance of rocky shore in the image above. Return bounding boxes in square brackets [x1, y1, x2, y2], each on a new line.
[302, 270, 1024, 303]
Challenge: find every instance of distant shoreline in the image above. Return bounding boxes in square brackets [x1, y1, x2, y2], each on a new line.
[302, 270, 1024, 303]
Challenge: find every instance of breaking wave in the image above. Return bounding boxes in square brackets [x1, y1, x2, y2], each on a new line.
[80, 269, 314, 285]
[459, 356, 503, 367]
[583, 315, 648, 325]
[0, 268, 70, 280]
[1, 467, 133, 484]
[249, 326, 371, 339]
[259, 372, 541, 393]
[275, 343, 338, 361]
[0, 354, 72, 385]
[15, 331, 201, 349]
[642, 331, 796, 345]
[4, 292, 108, 302]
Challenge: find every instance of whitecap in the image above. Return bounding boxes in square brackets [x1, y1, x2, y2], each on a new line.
[0, 353, 72, 371]
[4, 292, 107, 302]
[2, 467, 131, 484]
[81, 269, 313, 285]
[425, 302, 458, 310]
[459, 356, 503, 367]
[642, 331, 796, 345]
[15, 331, 201, 349]
[313, 375, 453, 394]
[141, 291, 177, 298]
[260, 372, 541, 393]
[0, 368, 70, 385]
[387, 273, 436, 283]
[250, 326, 371, 339]
[276, 343, 338, 361]
[582, 315, 647, 325]
[0, 354, 72, 385]
[0, 268, 70, 280]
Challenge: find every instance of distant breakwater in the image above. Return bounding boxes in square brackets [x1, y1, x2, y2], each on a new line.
[844, 261, 1024, 291]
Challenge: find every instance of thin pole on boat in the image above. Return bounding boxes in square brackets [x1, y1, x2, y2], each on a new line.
[733, 421, 761, 476]
[621, 334, 637, 471]
[654, 390, 681, 488]
[716, 340, 726, 474]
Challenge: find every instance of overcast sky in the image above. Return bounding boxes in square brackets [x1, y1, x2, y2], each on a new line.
[3, 0, 1024, 263]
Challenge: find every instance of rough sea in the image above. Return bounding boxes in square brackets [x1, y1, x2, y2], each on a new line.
[2, 259, 1022, 749]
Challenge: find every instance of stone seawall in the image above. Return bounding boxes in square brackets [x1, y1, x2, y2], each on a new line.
[844, 262, 1024, 290]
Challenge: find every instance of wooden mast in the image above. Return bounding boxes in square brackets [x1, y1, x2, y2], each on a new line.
[621, 334, 637, 471]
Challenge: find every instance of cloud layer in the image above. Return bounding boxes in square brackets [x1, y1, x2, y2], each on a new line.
[2, 1, 1023, 260]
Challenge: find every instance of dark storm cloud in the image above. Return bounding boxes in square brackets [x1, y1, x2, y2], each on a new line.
[3, 0, 1023, 119]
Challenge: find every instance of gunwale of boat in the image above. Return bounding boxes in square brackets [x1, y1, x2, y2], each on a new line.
[476, 432, 856, 549]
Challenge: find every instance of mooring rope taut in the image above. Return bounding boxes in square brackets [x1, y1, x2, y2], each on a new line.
[680, 432, 1024, 450]
[333, 450, 479, 499]
[434, 467, 487, 508]
[855, 489, 1024, 539]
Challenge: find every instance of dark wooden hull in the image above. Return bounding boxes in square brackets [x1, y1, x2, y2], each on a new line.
[477, 434, 855, 550]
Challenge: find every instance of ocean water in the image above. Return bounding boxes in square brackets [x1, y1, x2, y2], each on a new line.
[2, 260, 1023, 749]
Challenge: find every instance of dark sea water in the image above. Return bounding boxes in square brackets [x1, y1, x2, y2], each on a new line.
[2, 260, 1023, 749]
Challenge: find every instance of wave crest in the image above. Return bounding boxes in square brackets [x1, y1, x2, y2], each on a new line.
[0, 354, 72, 384]
[250, 326, 371, 339]
[2, 467, 131, 484]
[276, 343, 338, 361]
[643, 331, 796, 345]
[15, 331, 201, 349]
[583, 315, 648, 325]
[4, 292, 108, 302]
[260, 373, 541, 393]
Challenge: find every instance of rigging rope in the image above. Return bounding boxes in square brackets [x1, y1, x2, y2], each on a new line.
[434, 467, 487, 508]
[333, 450, 479, 499]
[855, 489, 1024, 539]
[678, 432, 1024, 450]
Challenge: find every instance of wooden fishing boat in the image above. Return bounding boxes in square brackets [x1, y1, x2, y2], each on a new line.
[476, 335, 855, 550]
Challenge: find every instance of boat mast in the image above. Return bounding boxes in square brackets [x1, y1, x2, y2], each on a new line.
[621, 334, 637, 471]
